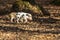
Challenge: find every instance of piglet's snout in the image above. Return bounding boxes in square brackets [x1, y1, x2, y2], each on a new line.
[28, 16, 32, 21]
[30, 17, 32, 20]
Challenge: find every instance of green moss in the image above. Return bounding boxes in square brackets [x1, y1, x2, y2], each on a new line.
[14, 0, 40, 13]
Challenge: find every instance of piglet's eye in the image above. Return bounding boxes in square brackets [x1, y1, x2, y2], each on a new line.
[26, 14, 31, 17]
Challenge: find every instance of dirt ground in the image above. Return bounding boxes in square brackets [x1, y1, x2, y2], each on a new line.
[0, 30, 60, 40]
[0, 15, 60, 40]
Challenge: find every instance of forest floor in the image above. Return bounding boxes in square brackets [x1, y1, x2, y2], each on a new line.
[0, 15, 60, 40]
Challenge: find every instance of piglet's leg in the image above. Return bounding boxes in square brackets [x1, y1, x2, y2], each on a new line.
[20, 18, 23, 23]
[24, 17, 27, 23]
[17, 18, 20, 23]
[11, 17, 14, 22]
